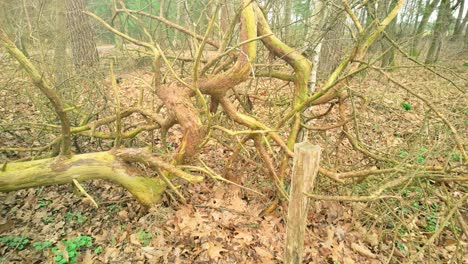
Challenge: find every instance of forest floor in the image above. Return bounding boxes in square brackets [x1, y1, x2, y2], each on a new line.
[0, 48, 467, 263]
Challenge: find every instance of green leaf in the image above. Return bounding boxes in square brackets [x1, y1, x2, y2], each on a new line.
[463, 62, 468, 67]
[399, 150, 409, 158]
[401, 102, 411, 111]
[94, 245, 103, 255]
[33, 241, 52, 250]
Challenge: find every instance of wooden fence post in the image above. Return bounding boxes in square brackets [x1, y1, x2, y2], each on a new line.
[284, 143, 321, 264]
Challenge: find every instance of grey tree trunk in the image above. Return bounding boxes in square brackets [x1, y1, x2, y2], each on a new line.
[54, 0, 68, 85]
[380, 0, 398, 68]
[65, 0, 99, 72]
[411, 0, 441, 57]
[283, 0, 293, 42]
[425, 0, 451, 64]
[412, 0, 424, 34]
[452, 6, 468, 40]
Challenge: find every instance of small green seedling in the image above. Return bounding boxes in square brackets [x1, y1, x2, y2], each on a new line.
[425, 215, 438, 232]
[37, 199, 51, 208]
[53, 235, 93, 264]
[33, 241, 53, 250]
[64, 212, 88, 224]
[399, 150, 409, 158]
[0, 236, 30, 250]
[94, 245, 103, 255]
[138, 230, 153, 246]
[396, 241, 407, 255]
[106, 204, 120, 215]
[401, 102, 411, 111]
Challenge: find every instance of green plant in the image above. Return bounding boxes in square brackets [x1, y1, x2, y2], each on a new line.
[425, 215, 438, 232]
[106, 204, 120, 215]
[37, 199, 51, 208]
[138, 230, 153, 246]
[416, 147, 428, 163]
[396, 241, 407, 255]
[401, 102, 411, 111]
[0, 236, 30, 250]
[42, 214, 57, 224]
[64, 212, 88, 224]
[451, 153, 463, 161]
[52, 235, 93, 264]
[398, 227, 407, 235]
[399, 150, 409, 158]
[94, 245, 103, 255]
[33, 241, 53, 250]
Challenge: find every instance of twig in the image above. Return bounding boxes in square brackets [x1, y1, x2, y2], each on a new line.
[406, 194, 467, 263]
[72, 179, 98, 208]
[305, 193, 401, 202]
[180, 162, 264, 196]
[156, 168, 187, 205]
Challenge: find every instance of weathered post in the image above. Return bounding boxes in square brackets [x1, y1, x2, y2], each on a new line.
[284, 143, 321, 264]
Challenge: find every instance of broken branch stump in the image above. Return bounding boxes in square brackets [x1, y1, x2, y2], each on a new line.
[284, 143, 321, 264]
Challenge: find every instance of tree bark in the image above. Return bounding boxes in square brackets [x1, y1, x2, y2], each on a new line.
[307, 0, 328, 93]
[425, 0, 450, 64]
[411, 0, 441, 57]
[452, 6, 468, 40]
[283, 0, 293, 42]
[66, 0, 99, 72]
[381, 0, 398, 68]
[54, 0, 68, 85]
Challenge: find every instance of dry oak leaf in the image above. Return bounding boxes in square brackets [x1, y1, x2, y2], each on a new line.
[351, 242, 377, 259]
[254, 246, 275, 262]
[202, 241, 227, 260]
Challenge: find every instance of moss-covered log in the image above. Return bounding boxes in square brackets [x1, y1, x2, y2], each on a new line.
[0, 151, 168, 206]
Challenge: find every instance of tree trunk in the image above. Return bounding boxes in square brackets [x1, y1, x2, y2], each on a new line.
[54, 0, 68, 85]
[452, 6, 468, 40]
[381, 0, 398, 68]
[283, 0, 293, 42]
[412, 0, 424, 34]
[425, 0, 450, 64]
[411, 0, 441, 57]
[465, 24, 468, 50]
[173, 0, 183, 47]
[303, 0, 312, 37]
[65, 0, 99, 72]
[307, 0, 328, 93]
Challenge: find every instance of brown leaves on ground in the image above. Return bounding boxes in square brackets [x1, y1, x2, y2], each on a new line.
[1, 182, 398, 264]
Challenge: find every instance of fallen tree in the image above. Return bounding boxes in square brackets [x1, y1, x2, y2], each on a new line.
[0, 148, 204, 206]
[4, 0, 463, 210]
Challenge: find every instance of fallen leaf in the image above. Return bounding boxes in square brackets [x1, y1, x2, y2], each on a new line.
[142, 246, 165, 261]
[351, 242, 377, 259]
[130, 233, 141, 246]
[254, 246, 275, 262]
[0, 220, 14, 233]
[202, 241, 226, 260]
